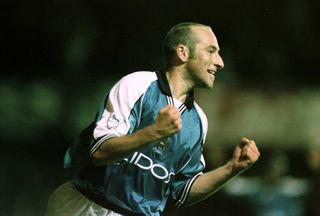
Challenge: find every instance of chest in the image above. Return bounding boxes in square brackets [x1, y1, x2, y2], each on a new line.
[139, 93, 203, 153]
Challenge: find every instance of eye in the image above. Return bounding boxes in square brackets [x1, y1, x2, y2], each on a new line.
[207, 47, 217, 54]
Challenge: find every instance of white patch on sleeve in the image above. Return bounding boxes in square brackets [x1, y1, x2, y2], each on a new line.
[107, 113, 125, 129]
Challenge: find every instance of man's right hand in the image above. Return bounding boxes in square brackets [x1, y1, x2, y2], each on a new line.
[152, 105, 182, 139]
[92, 106, 182, 166]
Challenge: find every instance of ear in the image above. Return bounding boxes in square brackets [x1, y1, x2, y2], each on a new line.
[176, 44, 189, 63]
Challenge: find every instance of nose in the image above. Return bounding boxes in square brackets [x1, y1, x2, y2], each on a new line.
[214, 53, 224, 70]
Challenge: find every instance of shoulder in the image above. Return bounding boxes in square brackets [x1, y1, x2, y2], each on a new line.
[119, 71, 157, 85]
[194, 102, 207, 120]
[110, 71, 158, 98]
[194, 102, 208, 130]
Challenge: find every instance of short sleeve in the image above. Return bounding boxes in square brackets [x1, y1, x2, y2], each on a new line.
[89, 72, 158, 156]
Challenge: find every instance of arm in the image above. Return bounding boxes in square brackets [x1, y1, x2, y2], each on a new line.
[92, 105, 182, 166]
[185, 138, 260, 206]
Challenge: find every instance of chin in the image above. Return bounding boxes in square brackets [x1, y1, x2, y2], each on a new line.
[195, 79, 215, 89]
[200, 83, 214, 89]
[206, 81, 215, 89]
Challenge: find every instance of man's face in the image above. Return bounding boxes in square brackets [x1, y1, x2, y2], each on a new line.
[186, 26, 224, 89]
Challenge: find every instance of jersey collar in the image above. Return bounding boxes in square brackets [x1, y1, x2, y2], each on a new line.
[156, 70, 194, 110]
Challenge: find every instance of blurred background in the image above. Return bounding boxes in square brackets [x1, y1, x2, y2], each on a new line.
[1, 0, 320, 215]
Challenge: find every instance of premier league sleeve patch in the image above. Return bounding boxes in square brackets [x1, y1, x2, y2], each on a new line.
[93, 111, 129, 140]
[107, 112, 125, 129]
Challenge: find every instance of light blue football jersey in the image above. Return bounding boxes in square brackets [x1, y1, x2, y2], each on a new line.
[64, 71, 208, 216]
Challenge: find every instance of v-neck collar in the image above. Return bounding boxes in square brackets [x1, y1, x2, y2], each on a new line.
[156, 70, 194, 110]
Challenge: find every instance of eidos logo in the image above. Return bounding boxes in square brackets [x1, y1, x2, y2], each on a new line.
[123, 152, 175, 183]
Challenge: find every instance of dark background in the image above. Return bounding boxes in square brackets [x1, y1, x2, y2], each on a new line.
[1, 0, 319, 215]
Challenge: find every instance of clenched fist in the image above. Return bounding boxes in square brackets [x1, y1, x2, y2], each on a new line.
[153, 105, 182, 139]
[229, 137, 260, 173]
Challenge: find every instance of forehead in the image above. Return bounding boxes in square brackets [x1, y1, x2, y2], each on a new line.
[191, 26, 219, 48]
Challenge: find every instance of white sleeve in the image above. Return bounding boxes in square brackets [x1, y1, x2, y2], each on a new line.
[90, 71, 157, 156]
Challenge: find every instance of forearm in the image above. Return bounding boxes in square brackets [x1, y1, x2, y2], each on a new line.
[185, 138, 260, 206]
[92, 105, 182, 166]
[92, 125, 162, 166]
[185, 161, 240, 206]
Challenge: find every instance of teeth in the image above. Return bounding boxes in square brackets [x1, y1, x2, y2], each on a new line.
[208, 70, 216, 75]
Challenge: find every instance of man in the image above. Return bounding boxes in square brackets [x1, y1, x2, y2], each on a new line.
[46, 22, 260, 216]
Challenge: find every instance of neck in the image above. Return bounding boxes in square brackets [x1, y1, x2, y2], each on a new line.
[165, 69, 192, 102]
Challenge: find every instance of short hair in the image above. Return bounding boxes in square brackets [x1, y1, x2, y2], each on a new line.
[162, 22, 210, 68]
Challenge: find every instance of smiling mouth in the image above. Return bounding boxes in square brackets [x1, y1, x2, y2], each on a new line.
[208, 69, 216, 76]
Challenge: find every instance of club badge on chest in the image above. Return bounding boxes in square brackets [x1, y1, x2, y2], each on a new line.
[153, 138, 170, 154]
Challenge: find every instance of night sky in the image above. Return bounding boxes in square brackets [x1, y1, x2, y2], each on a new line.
[2, 0, 319, 87]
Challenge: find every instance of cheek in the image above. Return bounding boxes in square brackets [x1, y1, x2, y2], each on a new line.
[198, 54, 211, 65]
[187, 56, 208, 74]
